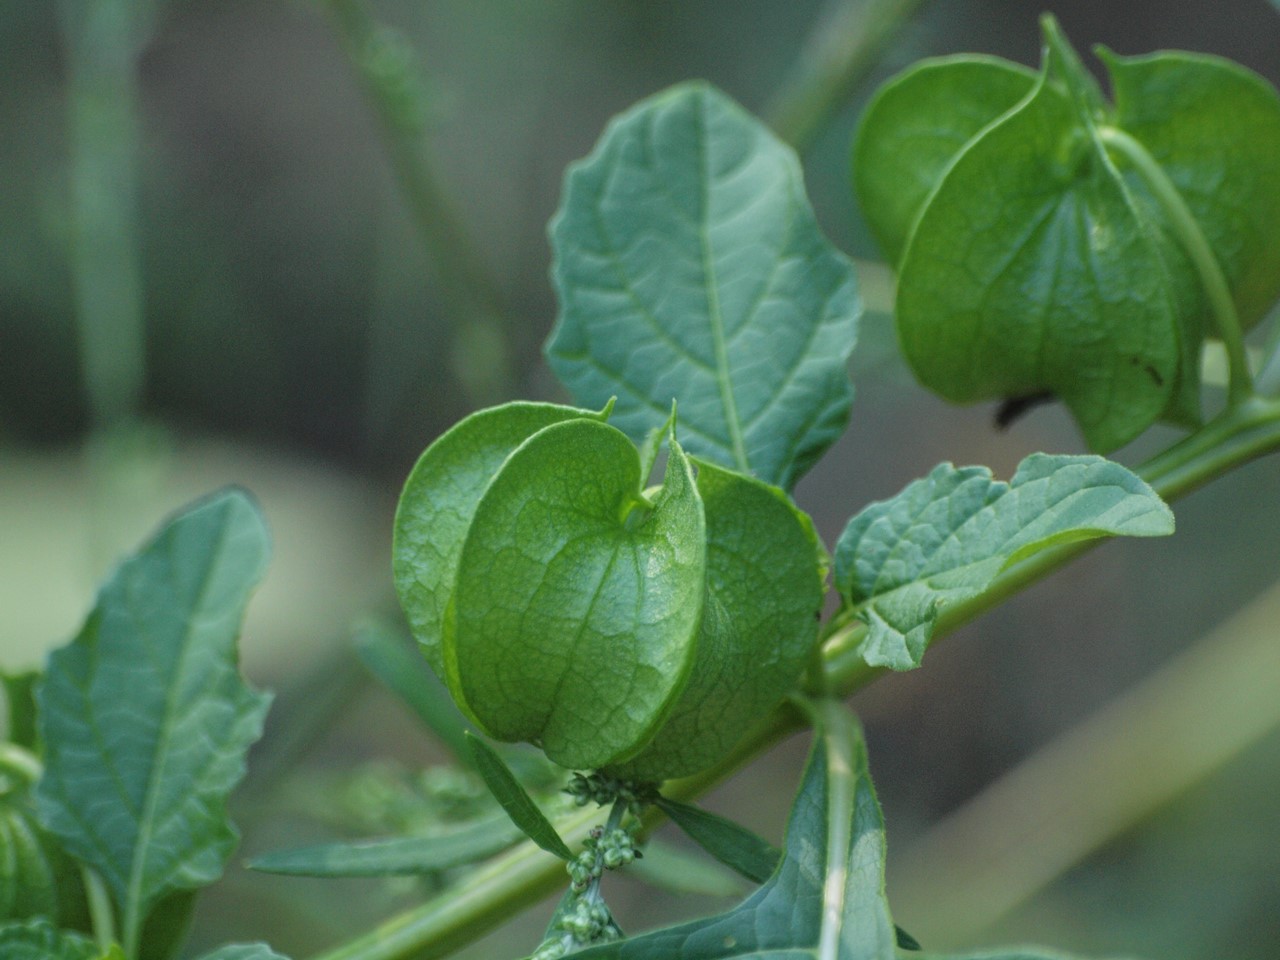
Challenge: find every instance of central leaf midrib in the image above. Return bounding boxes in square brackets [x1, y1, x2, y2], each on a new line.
[695, 96, 751, 474]
[124, 513, 235, 949]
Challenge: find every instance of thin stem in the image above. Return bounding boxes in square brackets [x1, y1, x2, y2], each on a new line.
[765, 0, 929, 152]
[59, 0, 150, 429]
[83, 866, 118, 953]
[0, 743, 43, 786]
[308, 399, 1280, 960]
[324, 0, 507, 329]
[1098, 125, 1253, 405]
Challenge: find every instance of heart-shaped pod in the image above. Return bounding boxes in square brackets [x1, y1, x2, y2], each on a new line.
[393, 401, 610, 684]
[395, 405, 825, 779]
[448, 419, 706, 770]
[605, 459, 824, 781]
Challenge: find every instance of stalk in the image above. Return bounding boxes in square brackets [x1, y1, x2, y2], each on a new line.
[58, 0, 150, 430]
[323, 0, 507, 330]
[1098, 125, 1254, 405]
[764, 0, 929, 152]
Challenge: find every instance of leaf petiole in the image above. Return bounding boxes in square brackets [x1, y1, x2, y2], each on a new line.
[1097, 124, 1254, 405]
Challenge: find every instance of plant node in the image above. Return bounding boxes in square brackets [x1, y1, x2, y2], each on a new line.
[565, 771, 659, 815]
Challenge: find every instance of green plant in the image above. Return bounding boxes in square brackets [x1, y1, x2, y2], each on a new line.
[5, 11, 1280, 960]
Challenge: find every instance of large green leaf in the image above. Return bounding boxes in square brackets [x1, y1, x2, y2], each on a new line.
[853, 55, 1036, 265]
[893, 46, 1184, 453]
[35, 490, 272, 950]
[0, 918, 100, 959]
[1100, 48, 1280, 329]
[607, 460, 823, 780]
[450, 420, 706, 770]
[546, 81, 860, 490]
[249, 816, 522, 877]
[574, 698, 897, 959]
[394, 402, 607, 679]
[834, 454, 1174, 670]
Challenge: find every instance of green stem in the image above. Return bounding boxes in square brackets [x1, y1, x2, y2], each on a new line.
[764, 0, 928, 152]
[323, 0, 507, 329]
[0, 742, 42, 786]
[1098, 125, 1253, 405]
[308, 399, 1280, 960]
[59, 0, 150, 429]
[82, 866, 117, 953]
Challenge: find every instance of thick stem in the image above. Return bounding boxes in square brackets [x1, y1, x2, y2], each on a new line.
[1098, 125, 1253, 405]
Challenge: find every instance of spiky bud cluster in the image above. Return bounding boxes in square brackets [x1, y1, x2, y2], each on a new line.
[564, 772, 658, 815]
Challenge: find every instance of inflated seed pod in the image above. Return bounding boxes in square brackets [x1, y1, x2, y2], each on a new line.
[394, 402, 824, 780]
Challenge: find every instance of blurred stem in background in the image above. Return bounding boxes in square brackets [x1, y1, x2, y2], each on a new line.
[889, 574, 1280, 945]
[59, 0, 151, 430]
[765, 0, 928, 152]
[59, 0, 173, 577]
[322, 0, 515, 418]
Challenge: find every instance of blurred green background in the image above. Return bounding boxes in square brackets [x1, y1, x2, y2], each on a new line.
[2, 1, 1279, 957]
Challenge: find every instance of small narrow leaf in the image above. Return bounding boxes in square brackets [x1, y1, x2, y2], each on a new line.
[194, 946, 291, 960]
[354, 622, 473, 764]
[0, 918, 99, 960]
[573, 699, 897, 960]
[654, 797, 778, 885]
[547, 81, 860, 490]
[896, 925, 923, 951]
[465, 734, 573, 862]
[249, 816, 522, 877]
[835, 454, 1174, 670]
[35, 490, 272, 946]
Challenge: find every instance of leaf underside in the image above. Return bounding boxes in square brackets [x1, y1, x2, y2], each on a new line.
[548, 81, 860, 490]
[194, 945, 292, 960]
[834, 454, 1174, 670]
